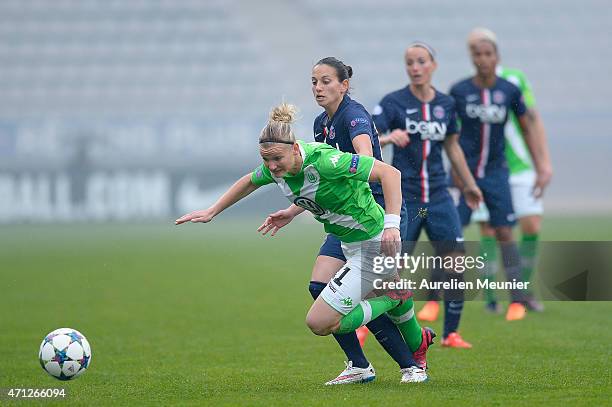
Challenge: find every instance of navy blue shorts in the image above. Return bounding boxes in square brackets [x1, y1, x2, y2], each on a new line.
[318, 194, 408, 261]
[457, 169, 516, 227]
[403, 189, 464, 255]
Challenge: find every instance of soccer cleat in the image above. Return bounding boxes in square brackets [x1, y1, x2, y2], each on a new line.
[506, 302, 527, 321]
[417, 301, 440, 322]
[386, 287, 412, 302]
[412, 327, 436, 370]
[400, 366, 428, 383]
[524, 296, 544, 312]
[441, 332, 473, 349]
[324, 361, 376, 385]
[356, 326, 369, 347]
[485, 301, 502, 314]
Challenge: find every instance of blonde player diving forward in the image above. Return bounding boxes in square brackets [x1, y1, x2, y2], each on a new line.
[176, 103, 429, 383]
[260, 57, 431, 386]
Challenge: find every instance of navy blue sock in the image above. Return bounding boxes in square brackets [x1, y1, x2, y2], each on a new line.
[443, 272, 465, 338]
[427, 265, 445, 301]
[443, 300, 464, 338]
[309, 281, 369, 368]
[366, 314, 416, 369]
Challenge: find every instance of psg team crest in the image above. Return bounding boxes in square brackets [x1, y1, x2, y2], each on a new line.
[433, 105, 445, 119]
[493, 90, 505, 104]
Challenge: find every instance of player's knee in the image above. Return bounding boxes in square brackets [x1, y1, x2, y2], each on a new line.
[308, 281, 326, 300]
[495, 226, 513, 242]
[520, 216, 541, 235]
[479, 222, 495, 237]
[305, 313, 331, 336]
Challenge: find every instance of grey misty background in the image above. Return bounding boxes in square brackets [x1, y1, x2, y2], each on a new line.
[0, 0, 610, 221]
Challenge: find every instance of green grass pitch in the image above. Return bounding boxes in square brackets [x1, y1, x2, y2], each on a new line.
[1, 216, 611, 406]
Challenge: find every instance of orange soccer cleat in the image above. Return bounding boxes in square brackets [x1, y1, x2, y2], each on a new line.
[417, 301, 440, 322]
[356, 326, 370, 347]
[441, 332, 472, 349]
[506, 302, 527, 321]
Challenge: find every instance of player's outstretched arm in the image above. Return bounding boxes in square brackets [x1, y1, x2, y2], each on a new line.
[175, 174, 260, 225]
[258, 205, 305, 236]
[444, 133, 483, 209]
[518, 112, 553, 197]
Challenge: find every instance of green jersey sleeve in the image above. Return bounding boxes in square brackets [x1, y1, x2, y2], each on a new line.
[316, 149, 375, 182]
[517, 71, 536, 109]
[250, 164, 275, 186]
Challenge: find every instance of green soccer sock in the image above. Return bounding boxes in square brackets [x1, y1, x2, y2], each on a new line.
[336, 296, 400, 334]
[520, 233, 539, 292]
[481, 235, 499, 303]
[387, 298, 422, 352]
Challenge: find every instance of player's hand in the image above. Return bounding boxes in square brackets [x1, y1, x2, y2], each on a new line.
[175, 208, 215, 225]
[381, 227, 401, 258]
[463, 184, 483, 210]
[386, 129, 410, 148]
[533, 165, 553, 198]
[258, 209, 295, 236]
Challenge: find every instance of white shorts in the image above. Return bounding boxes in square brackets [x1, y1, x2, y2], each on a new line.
[321, 231, 397, 315]
[471, 170, 544, 223]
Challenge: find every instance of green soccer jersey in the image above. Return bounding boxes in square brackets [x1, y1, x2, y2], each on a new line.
[496, 66, 537, 175]
[251, 141, 384, 243]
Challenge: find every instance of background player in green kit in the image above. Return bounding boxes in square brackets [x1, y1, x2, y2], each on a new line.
[176, 103, 430, 383]
[466, 28, 553, 314]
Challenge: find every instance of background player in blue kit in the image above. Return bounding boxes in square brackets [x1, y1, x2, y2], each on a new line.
[260, 57, 431, 384]
[449, 33, 550, 321]
[372, 42, 483, 348]
[466, 28, 553, 314]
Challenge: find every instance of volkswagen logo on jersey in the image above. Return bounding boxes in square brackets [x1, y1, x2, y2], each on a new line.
[466, 104, 507, 123]
[433, 105, 445, 119]
[405, 118, 447, 140]
[294, 197, 326, 216]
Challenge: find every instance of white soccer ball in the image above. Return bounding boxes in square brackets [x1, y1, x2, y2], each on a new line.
[39, 328, 92, 380]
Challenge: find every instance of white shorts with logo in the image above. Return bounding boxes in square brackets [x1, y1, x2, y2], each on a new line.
[320, 231, 398, 315]
[471, 170, 544, 223]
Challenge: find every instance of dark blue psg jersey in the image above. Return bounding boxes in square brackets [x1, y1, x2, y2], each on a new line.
[373, 86, 457, 203]
[313, 94, 384, 195]
[450, 77, 526, 178]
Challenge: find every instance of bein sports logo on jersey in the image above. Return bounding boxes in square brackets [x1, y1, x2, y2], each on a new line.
[466, 104, 506, 123]
[294, 197, 326, 216]
[405, 118, 446, 141]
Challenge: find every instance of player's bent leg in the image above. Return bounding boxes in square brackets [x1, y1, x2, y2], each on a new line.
[311, 255, 345, 283]
[306, 296, 344, 336]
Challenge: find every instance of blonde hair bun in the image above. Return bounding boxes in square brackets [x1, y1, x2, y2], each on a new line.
[269, 103, 298, 124]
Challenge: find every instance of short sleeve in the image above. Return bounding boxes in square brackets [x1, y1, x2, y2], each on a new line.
[345, 107, 373, 140]
[317, 149, 375, 183]
[511, 85, 527, 117]
[372, 97, 395, 134]
[517, 71, 537, 109]
[250, 164, 275, 186]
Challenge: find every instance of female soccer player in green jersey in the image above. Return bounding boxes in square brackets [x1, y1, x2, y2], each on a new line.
[176, 103, 429, 383]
